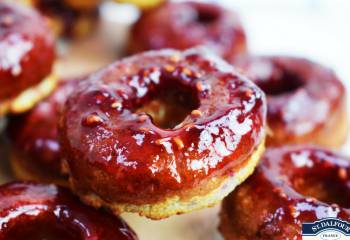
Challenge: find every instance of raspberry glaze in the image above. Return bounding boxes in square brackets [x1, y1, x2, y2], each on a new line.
[0, 2, 55, 102]
[7, 79, 79, 182]
[220, 146, 350, 239]
[234, 56, 347, 146]
[0, 182, 138, 240]
[59, 49, 266, 208]
[129, 1, 246, 61]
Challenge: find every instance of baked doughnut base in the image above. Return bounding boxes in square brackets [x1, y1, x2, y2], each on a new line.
[0, 74, 57, 116]
[73, 140, 265, 220]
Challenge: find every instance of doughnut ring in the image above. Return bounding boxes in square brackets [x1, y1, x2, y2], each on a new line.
[59, 49, 266, 219]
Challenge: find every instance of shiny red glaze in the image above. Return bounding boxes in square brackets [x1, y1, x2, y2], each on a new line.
[234, 56, 346, 144]
[0, 2, 55, 101]
[7, 80, 79, 178]
[34, 0, 99, 37]
[59, 49, 266, 204]
[129, 1, 247, 61]
[0, 182, 138, 240]
[220, 146, 350, 239]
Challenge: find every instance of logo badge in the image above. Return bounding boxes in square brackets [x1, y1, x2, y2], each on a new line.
[302, 218, 350, 240]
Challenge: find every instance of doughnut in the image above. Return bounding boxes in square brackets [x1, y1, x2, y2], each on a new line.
[129, 1, 247, 61]
[32, 0, 100, 37]
[7, 79, 79, 185]
[0, 181, 138, 239]
[220, 146, 350, 239]
[0, 2, 56, 116]
[234, 56, 348, 147]
[58, 49, 266, 219]
[115, 0, 166, 9]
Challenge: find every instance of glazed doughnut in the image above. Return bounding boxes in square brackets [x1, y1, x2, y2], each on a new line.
[7, 79, 79, 185]
[0, 182, 138, 239]
[32, 0, 100, 37]
[220, 146, 350, 239]
[129, 1, 246, 61]
[59, 49, 266, 219]
[234, 56, 348, 147]
[0, 2, 56, 115]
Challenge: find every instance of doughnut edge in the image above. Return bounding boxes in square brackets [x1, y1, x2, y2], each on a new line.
[75, 139, 265, 220]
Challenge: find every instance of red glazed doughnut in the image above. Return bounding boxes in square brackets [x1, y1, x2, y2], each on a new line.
[7, 79, 79, 184]
[220, 146, 350, 239]
[59, 49, 266, 219]
[33, 0, 100, 37]
[234, 56, 348, 147]
[129, 1, 247, 61]
[0, 182, 138, 240]
[0, 2, 56, 115]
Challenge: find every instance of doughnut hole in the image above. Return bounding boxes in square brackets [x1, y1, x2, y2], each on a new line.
[286, 162, 350, 208]
[137, 79, 199, 129]
[255, 67, 305, 96]
[194, 5, 220, 25]
[4, 219, 80, 240]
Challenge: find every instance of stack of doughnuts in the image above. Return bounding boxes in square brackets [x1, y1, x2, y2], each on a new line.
[0, 2, 138, 238]
[0, 0, 349, 239]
